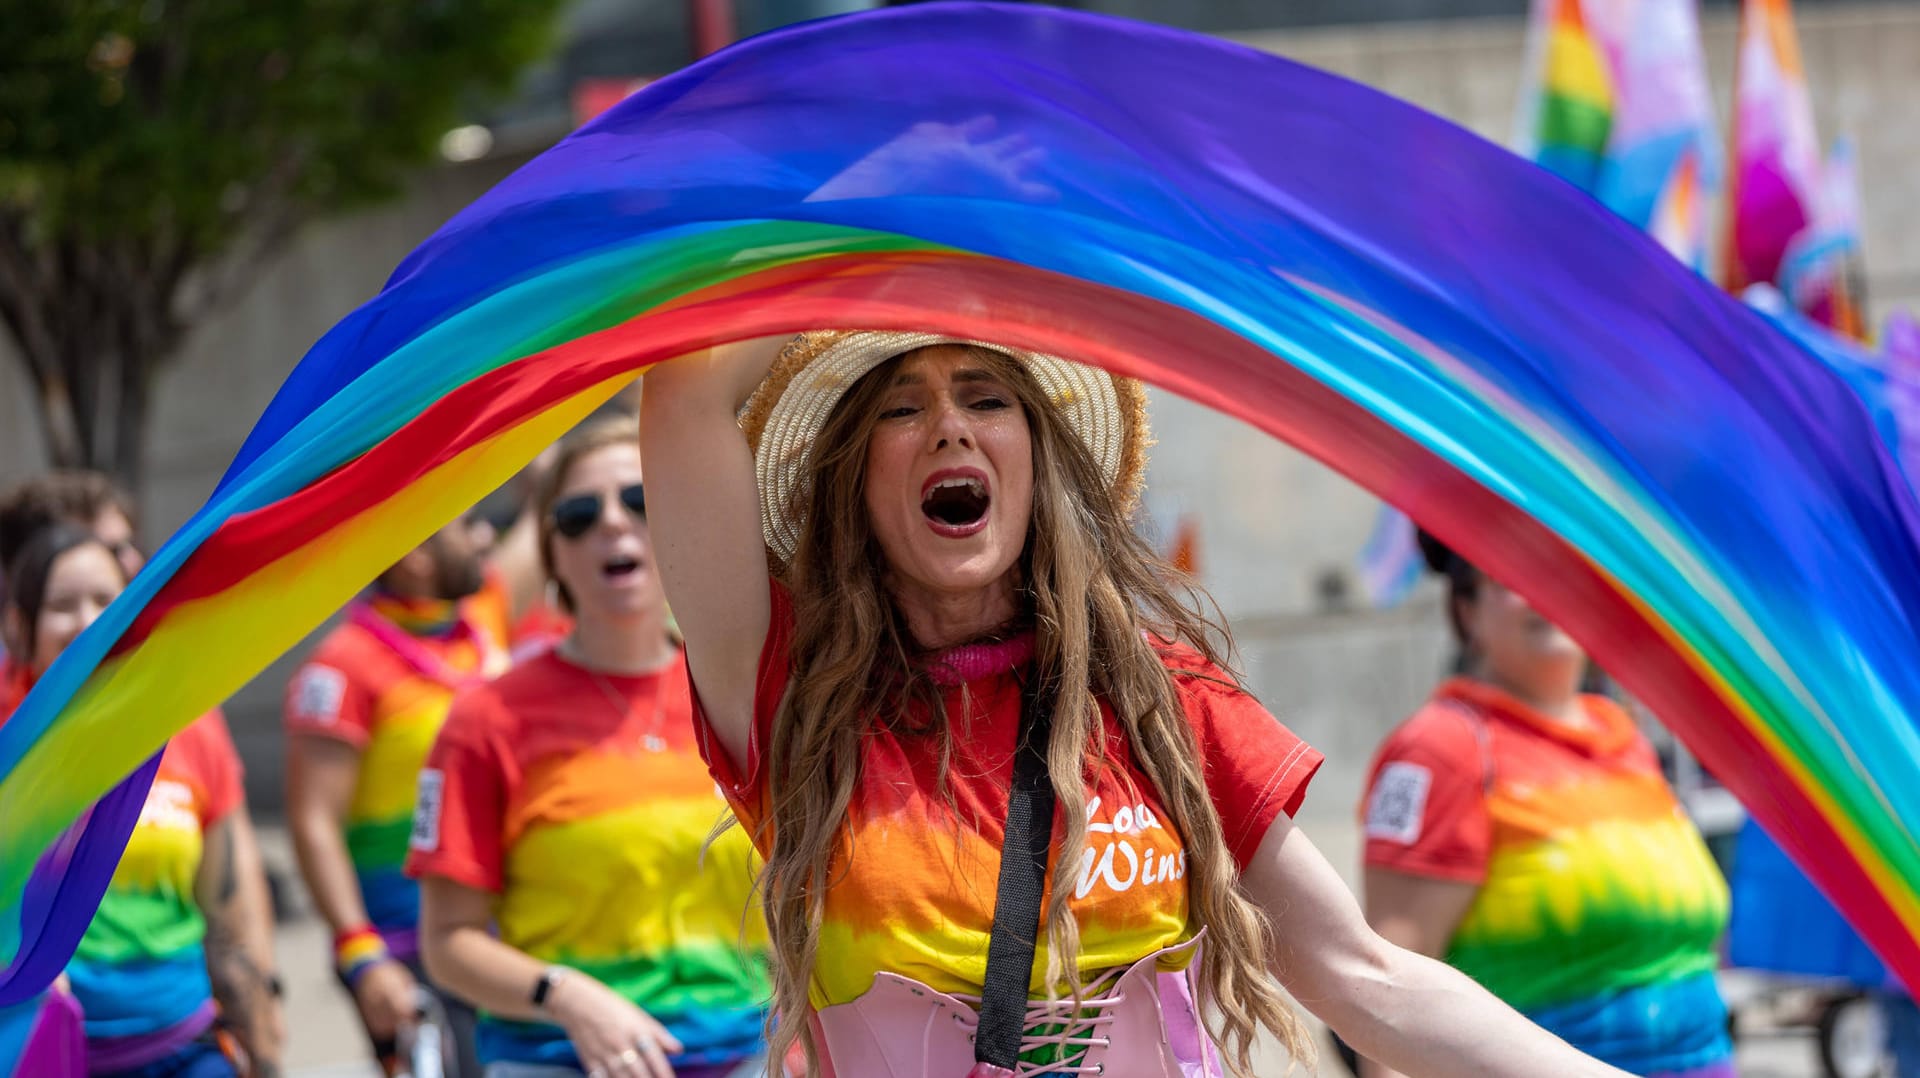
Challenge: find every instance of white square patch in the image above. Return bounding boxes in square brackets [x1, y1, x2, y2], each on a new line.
[1364, 761, 1432, 844]
[292, 666, 348, 725]
[410, 769, 445, 852]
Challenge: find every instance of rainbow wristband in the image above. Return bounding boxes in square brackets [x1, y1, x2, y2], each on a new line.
[334, 927, 391, 989]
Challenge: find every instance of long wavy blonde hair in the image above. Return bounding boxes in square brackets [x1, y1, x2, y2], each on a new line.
[757, 346, 1311, 1076]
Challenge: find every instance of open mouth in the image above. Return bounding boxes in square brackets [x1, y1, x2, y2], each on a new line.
[602, 556, 643, 581]
[921, 473, 991, 534]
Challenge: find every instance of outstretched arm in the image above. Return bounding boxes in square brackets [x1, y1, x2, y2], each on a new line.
[1240, 817, 1632, 1078]
[639, 337, 789, 771]
[1356, 867, 1480, 1078]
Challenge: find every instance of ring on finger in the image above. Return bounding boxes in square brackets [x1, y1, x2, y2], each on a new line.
[588, 1069, 608, 1078]
[617, 1046, 642, 1066]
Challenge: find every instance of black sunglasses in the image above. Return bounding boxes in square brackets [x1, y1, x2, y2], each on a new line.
[551, 483, 646, 539]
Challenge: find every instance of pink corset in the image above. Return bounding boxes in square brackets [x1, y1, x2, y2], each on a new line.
[807, 934, 1222, 1078]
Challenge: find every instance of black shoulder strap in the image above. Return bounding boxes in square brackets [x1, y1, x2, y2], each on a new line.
[975, 672, 1057, 1071]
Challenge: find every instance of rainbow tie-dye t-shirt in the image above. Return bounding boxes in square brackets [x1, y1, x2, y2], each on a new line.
[694, 585, 1322, 1012]
[1362, 678, 1732, 1076]
[405, 649, 771, 1068]
[65, 711, 243, 1072]
[286, 589, 509, 952]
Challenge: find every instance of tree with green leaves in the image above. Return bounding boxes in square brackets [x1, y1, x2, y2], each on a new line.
[0, 2, 566, 490]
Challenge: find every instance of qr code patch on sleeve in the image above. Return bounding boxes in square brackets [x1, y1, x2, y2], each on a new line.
[410, 769, 445, 852]
[292, 666, 348, 724]
[1363, 761, 1432, 844]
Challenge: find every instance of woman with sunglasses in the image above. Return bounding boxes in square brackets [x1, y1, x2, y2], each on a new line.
[408, 417, 772, 1078]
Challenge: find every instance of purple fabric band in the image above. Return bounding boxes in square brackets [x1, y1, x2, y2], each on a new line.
[83, 1000, 216, 1074]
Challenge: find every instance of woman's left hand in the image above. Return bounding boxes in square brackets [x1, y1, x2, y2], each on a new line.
[548, 971, 686, 1078]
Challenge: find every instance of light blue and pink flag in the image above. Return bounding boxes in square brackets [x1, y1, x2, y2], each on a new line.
[1725, 0, 1822, 294]
[1780, 137, 1866, 337]
[1595, 0, 1719, 268]
[1357, 504, 1424, 610]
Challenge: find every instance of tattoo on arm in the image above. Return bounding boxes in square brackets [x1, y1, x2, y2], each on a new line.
[202, 822, 281, 1077]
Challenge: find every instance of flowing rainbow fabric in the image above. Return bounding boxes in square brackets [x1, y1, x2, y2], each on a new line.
[1745, 285, 1919, 479]
[4, 2, 1920, 1007]
[1890, 311, 1920, 367]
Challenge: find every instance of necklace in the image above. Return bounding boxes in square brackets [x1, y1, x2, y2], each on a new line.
[924, 632, 1036, 687]
[571, 651, 669, 754]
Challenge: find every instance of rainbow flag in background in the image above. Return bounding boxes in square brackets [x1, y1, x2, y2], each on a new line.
[1517, 0, 1617, 192]
[1516, 0, 1719, 268]
[1724, 0, 1822, 295]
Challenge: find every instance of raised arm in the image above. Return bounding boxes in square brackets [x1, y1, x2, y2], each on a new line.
[1240, 817, 1632, 1078]
[639, 337, 789, 771]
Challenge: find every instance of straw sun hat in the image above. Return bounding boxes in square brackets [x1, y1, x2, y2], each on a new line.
[738, 330, 1151, 563]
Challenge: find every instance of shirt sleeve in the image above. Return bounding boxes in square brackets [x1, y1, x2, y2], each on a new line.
[1174, 665, 1325, 871]
[1359, 706, 1492, 884]
[284, 643, 375, 749]
[403, 690, 508, 893]
[181, 710, 246, 828]
[689, 578, 791, 826]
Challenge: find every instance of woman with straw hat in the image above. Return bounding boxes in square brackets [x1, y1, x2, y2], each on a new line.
[642, 331, 1636, 1078]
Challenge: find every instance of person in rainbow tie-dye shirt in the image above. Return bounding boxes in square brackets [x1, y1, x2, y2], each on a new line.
[4, 523, 283, 1078]
[1359, 531, 1734, 1078]
[284, 521, 511, 1076]
[408, 419, 770, 1078]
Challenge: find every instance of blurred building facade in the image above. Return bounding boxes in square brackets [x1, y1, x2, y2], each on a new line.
[3, 0, 1917, 822]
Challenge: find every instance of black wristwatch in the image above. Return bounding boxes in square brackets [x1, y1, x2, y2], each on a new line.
[532, 966, 571, 1011]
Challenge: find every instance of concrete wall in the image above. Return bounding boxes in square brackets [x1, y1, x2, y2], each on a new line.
[2, 2, 1916, 823]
